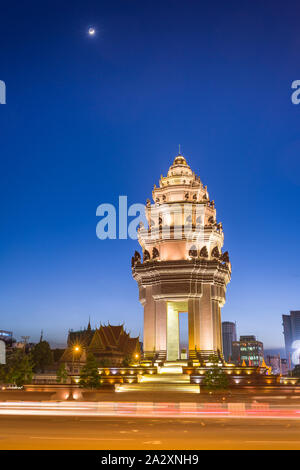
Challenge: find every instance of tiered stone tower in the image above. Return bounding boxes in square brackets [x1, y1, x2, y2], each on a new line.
[132, 153, 231, 362]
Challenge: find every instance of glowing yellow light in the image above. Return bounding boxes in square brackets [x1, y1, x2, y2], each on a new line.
[73, 345, 80, 352]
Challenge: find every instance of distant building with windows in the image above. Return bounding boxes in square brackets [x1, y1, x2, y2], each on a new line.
[232, 335, 264, 366]
[0, 340, 5, 365]
[222, 321, 237, 362]
[282, 311, 300, 367]
[0, 330, 13, 344]
[265, 355, 288, 376]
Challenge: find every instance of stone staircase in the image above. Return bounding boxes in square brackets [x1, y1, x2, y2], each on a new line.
[115, 361, 200, 394]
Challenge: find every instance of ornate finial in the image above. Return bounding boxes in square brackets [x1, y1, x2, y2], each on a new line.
[178, 144, 181, 155]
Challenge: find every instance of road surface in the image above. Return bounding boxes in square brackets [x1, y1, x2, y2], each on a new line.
[1, 414, 300, 449]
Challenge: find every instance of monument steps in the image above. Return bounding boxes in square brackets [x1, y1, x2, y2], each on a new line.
[140, 373, 190, 384]
[158, 366, 184, 375]
[115, 383, 200, 393]
[161, 361, 188, 367]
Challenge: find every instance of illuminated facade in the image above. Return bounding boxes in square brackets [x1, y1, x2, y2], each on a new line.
[60, 322, 141, 370]
[132, 153, 231, 361]
[232, 335, 264, 366]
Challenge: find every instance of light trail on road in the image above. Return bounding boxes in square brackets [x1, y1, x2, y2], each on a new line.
[0, 401, 300, 419]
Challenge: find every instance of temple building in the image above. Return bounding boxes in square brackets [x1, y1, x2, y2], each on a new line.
[67, 320, 95, 349]
[60, 322, 141, 370]
[132, 152, 231, 362]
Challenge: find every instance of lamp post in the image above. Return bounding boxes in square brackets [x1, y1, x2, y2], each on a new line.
[72, 345, 81, 377]
[134, 353, 140, 364]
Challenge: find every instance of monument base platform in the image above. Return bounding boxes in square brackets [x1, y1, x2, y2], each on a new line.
[115, 383, 200, 393]
[115, 362, 199, 393]
[140, 373, 189, 383]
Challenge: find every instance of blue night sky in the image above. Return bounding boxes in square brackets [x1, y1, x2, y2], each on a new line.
[1, 0, 300, 350]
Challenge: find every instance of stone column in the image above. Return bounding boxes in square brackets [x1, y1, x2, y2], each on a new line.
[217, 302, 223, 354]
[155, 300, 167, 354]
[166, 302, 179, 361]
[143, 286, 156, 357]
[211, 285, 224, 355]
[188, 297, 202, 353]
[188, 298, 195, 353]
[199, 283, 214, 355]
[212, 298, 220, 352]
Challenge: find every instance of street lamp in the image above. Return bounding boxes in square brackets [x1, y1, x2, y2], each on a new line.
[72, 345, 81, 374]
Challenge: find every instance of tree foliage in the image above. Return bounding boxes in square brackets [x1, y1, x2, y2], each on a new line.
[5, 350, 34, 386]
[32, 341, 53, 373]
[79, 353, 101, 389]
[121, 355, 131, 367]
[98, 357, 112, 368]
[56, 362, 68, 384]
[52, 348, 65, 363]
[0, 364, 6, 383]
[202, 355, 229, 390]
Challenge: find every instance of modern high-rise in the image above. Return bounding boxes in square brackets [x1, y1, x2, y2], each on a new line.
[282, 311, 300, 366]
[222, 321, 237, 362]
[232, 335, 264, 366]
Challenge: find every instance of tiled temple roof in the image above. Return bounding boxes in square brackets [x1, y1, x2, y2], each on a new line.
[61, 323, 140, 362]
